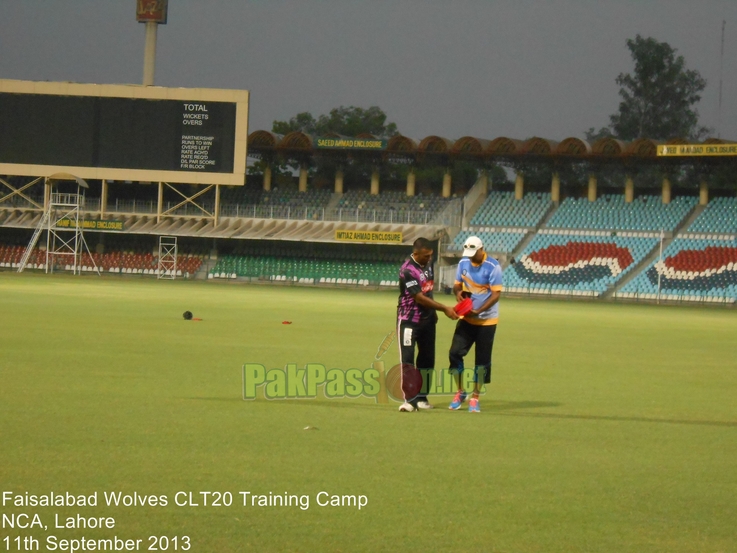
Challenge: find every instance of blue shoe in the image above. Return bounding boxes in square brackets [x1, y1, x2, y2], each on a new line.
[468, 397, 480, 413]
[448, 391, 467, 410]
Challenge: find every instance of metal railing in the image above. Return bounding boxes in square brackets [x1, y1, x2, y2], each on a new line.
[0, 195, 44, 208]
[2, 196, 463, 227]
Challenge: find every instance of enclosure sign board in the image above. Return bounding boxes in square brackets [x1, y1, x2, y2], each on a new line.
[57, 219, 125, 231]
[657, 144, 737, 157]
[334, 230, 402, 243]
[315, 138, 387, 150]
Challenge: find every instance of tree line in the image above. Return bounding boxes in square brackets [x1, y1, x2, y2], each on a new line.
[249, 35, 731, 197]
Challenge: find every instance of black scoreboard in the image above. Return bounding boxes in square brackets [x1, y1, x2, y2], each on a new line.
[0, 81, 249, 185]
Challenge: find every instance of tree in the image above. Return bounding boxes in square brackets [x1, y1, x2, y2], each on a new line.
[266, 106, 399, 191]
[272, 112, 319, 136]
[581, 36, 712, 193]
[272, 106, 398, 138]
[584, 126, 613, 143]
[607, 35, 709, 141]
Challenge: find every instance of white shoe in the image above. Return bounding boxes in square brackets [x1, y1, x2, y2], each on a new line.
[416, 400, 434, 410]
[398, 402, 416, 412]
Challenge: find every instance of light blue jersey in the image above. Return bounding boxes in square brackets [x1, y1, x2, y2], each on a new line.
[455, 253, 503, 325]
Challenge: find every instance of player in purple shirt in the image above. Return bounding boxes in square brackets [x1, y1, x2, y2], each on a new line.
[397, 237, 458, 412]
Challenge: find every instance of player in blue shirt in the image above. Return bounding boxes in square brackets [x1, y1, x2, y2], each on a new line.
[448, 236, 503, 412]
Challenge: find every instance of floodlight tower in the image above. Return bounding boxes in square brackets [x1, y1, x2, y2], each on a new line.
[137, 0, 169, 86]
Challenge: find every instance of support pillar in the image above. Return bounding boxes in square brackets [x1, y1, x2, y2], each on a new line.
[661, 176, 671, 204]
[44, 179, 51, 211]
[143, 22, 158, 86]
[442, 169, 451, 198]
[298, 164, 308, 192]
[699, 180, 709, 205]
[514, 172, 524, 200]
[157, 182, 163, 223]
[406, 169, 416, 197]
[370, 168, 380, 195]
[479, 169, 489, 192]
[587, 174, 597, 202]
[334, 168, 344, 194]
[101, 179, 108, 217]
[214, 185, 221, 226]
[625, 175, 634, 203]
[263, 165, 272, 191]
[551, 172, 560, 203]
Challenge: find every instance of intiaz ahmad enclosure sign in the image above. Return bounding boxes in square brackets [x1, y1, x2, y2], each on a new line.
[334, 230, 402, 243]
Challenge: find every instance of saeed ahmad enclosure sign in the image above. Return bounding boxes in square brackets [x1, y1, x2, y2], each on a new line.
[315, 138, 387, 150]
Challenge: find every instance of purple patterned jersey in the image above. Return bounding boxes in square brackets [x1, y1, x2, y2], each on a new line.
[397, 256, 435, 323]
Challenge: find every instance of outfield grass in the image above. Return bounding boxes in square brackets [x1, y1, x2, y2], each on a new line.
[1, 272, 736, 552]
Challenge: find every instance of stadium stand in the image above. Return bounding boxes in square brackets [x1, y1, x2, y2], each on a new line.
[338, 190, 449, 212]
[208, 241, 406, 286]
[0, 245, 204, 276]
[217, 188, 332, 219]
[503, 231, 658, 296]
[546, 194, 697, 232]
[221, 187, 332, 207]
[618, 237, 737, 302]
[686, 196, 737, 234]
[451, 229, 527, 254]
[336, 190, 452, 224]
[469, 192, 552, 227]
[215, 188, 452, 224]
[209, 255, 399, 286]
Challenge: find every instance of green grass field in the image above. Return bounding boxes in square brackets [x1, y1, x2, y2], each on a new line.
[1, 272, 736, 553]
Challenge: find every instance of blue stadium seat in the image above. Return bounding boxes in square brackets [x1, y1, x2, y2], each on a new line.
[470, 192, 551, 227]
[452, 230, 527, 254]
[619, 237, 737, 302]
[546, 195, 697, 232]
[503, 232, 657, 296]
[687, 197, 737, 234]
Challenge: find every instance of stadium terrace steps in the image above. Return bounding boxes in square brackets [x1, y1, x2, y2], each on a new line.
[470, 192, 552, 228]
[503, 233, 658, 297]
[451, 229, 528, 255]
[207, 255, 400, 287]
[0, 245, 204, 276]
[325, 193, 343, 211]
[337, 190, 451, 212]
[546, 194, 698, 232]
[686, 197, 737, 234]
[617, 236, 737, 302]
[451, 193, 558, 257]
[508, 201, 559, 263]
[220, 188, 333, 209]
[604, 204, 705, 299]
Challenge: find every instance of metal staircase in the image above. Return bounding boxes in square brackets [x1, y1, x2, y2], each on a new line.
[17, 209, 51, 272]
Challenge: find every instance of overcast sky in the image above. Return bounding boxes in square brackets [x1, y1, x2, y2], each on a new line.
[1, 1, 735, 142]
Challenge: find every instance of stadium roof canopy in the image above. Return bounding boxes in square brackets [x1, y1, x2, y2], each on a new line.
[247, 132, 736, 164]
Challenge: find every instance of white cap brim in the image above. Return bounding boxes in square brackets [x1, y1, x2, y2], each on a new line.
[462, 247, 478, 257]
